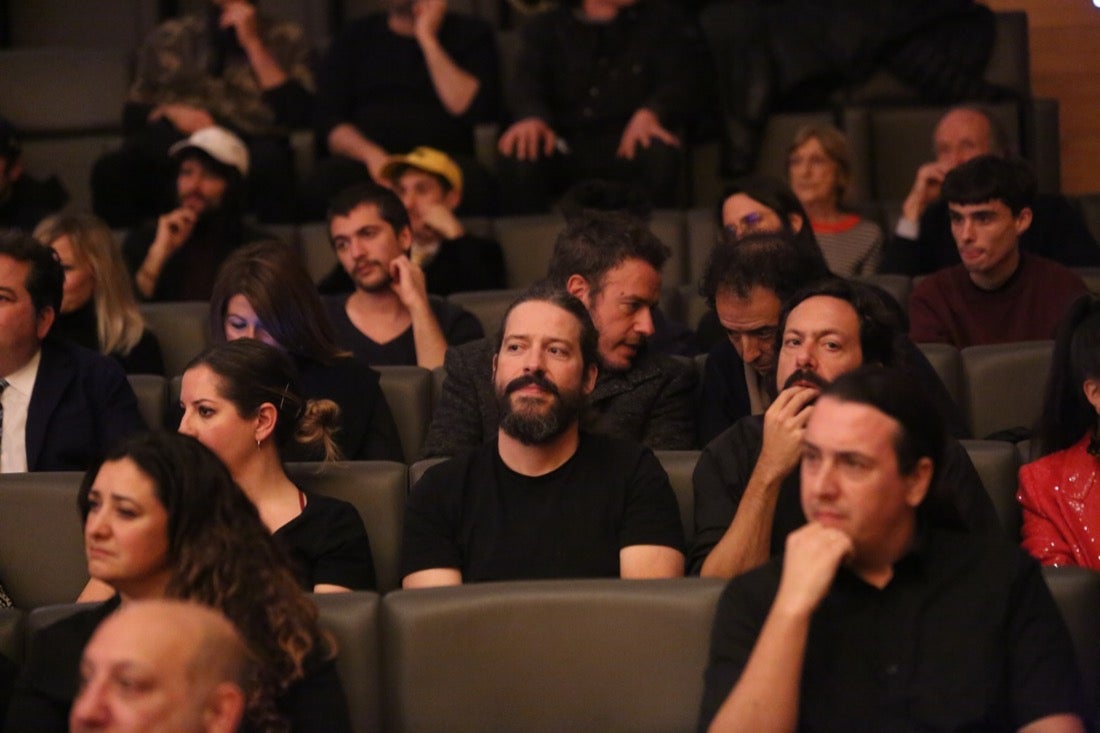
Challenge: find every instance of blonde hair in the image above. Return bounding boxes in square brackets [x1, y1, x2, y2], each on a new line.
[33, 212, 146, 356]
[787, 123, 855, 207]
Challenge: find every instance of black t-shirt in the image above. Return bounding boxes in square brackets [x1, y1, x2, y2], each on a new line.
[274, 492, 376, 591]
[322, 293, 483, 366]
[698, 529, 1087, 731]
[402, 433, 684, 582]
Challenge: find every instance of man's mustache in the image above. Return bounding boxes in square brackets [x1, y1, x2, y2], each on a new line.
[782, 368, 829, 391]
[505, 373, 560, 397]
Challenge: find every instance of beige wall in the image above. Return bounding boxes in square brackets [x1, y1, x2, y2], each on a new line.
[985, 0, 1100, 194]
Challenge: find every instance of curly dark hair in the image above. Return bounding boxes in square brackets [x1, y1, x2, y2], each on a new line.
[78, 431, 334, 732]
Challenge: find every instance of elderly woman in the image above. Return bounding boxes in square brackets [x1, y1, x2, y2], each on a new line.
[786, 123, 883, 275]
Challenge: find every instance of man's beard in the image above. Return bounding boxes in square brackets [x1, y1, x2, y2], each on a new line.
[496, 372, 586, 446]
[781, 368, 829, 392]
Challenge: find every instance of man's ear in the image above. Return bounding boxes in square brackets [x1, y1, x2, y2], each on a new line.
[788, 212, 805, 234]
[582, 362, 598, 395]
[1014, 206, 1033, 236]
[255, 402, 278, 444]
[904, 456, 934, 508]
[398, 225, 413, 255]
[566, 274, 592, 307]
[444, 187, 462, 212]
[491, 353, 498, 380]
[204, 682, 247, 733]
[35, 306, 55, 341]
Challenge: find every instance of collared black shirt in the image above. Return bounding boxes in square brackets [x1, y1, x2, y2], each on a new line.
[698, 528, 1086, 731]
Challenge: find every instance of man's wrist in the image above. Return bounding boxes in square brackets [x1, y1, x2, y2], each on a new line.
[894, 216, 920, 240]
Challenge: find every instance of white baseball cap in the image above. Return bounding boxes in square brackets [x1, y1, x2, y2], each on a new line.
[168, 126, 250, 177]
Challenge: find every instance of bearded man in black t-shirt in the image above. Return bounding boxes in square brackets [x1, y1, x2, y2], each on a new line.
[401, 283, 685, 587]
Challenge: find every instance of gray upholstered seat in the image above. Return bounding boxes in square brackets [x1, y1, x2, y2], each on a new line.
[138, 301, 211, 378]
[655, 450, 701, 548]
[380, 577, 724, 733]
[312, 591, 382, 733]
[374, 365, 433, 462]
[961, 340, 1053, 440]
[960, 439, 1022, 542]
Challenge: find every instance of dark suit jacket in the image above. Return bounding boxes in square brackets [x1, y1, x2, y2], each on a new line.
[25, 338, 146, 472]
[423, 338, 698, 457]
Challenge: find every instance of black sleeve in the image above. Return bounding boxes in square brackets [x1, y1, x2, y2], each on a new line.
[639, 356, 698, 450]
[508, 13, 555, 123]
[280, 656, 354, 733]
[401, 459, 466, 579]
[434, 298, 485, 346]
[312, 25, 359, 144]
[1030, 195, 1100, 267]
[1006, 555, 1089, 727]
[361, 387, 405, 462]
[642, 4, 707, 125]
[443, 16, 500, 124]
[262, 80, 313, 130]
[697, 566, 781, 731]
[688, 436, 743, 575]
[91, 355, 149, 447]
[621, 447, 686, 553]
[304, 498, 377, 591]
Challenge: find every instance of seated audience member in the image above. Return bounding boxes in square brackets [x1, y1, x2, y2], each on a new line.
[318, 146, 506, 296]
[699, 366, 1086, 732]
[0, 232, 145, 473]
[211, 240, 403, 460]
[403, 284, 685, 587]
[786, 123, 882, 275]
[695, 176, 822, 351]
[1019, 296, 1100, 569]
[33, 213, 164, 375]
[92, 0, 313, 227]
[322, 183, 483, 368]
[496, 0, 704, 213]
[307, 0, 498, 217]
[908, 155, 1087, 348]
[697, 233, 830, 444]
[424, 211, 697, 456]
[697, 232, 967, 444]
[0, 118, 67, 230]
[691, 278, 999, 578]
[70, 600, 250, 733]
[881, 105, 1099, 274]
[6, 431, 352, 732]
[123, 127, 270, 302]
[180, 341, 376, 591]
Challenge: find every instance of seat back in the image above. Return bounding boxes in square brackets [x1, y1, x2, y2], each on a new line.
[655, 451, 700, 548]
[312, 591, 382, 733]
[859, 273, 912, 312]
[493, 214, 563, 289]
[298, 222, 338, 284]
[0, 473, 88, 609]
[685, 206, 718, 289]
[374, 366, 433, 462]
[447, 289, 523, 337]
[0, 608, 26, 669]
[960, 439, 1022, 542]
[126, 374, 166, 430]
[961, 341, 1053, 439]
[1041, 566, 1100, 720]
[381, 578, 725, 733]
[138, 301, 211, 377]
[916, 342, 964, 421]
[408, 457, 448, 489]
[650, 209, 686, 286]
[287, 461, 408, 594]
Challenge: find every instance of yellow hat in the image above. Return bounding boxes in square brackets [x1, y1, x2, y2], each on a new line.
[380, 146, 463, 195]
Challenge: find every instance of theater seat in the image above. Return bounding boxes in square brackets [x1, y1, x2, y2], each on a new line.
[409, 458, 447, 489]
[655, 450, 701, 548]
[0, 473, 88, 609]
[0, 608, 26, 670]
[493, 214, 563, 289]
[961, 341, 1053, 440]
[960, 439, 1022, 542]
[288, 461, 408, 594]
[1041, 566, 1100, 722]
[312, 591, 382, 733]
[916, 342, 964, 421]
[380, 578, 725, 733]
[138, 301, 211, 378]
[375, 366, 433, 462]
[126, 374, 166, 431]
[447, 289, 523, 337]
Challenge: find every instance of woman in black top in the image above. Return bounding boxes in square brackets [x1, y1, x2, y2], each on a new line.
[5, 431, 352, 733]
[210, 239, 404, 461]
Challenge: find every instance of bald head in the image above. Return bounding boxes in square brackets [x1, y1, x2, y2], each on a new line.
[933, 107, 1008, 171]
[70, 600, 249, 733]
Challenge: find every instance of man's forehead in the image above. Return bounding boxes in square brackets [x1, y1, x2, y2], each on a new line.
[0, 254, 30, 289]
[786, 295, 859, 334]
[947, 200, 1010, 216]
[332, 203, 387, 231]
[716, 286, 781, 326]
[806, 396, 899, 449]
[503, 300, 582, 344]
[935, 110, 992, 144]
[596, 258, 661, 298]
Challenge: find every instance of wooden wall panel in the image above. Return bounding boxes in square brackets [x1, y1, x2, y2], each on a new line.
[985, 0, 1100, 194]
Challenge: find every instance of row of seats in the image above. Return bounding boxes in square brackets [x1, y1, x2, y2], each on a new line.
[0, 439, 1038, 608]
[0, 11, 1067, 215]
[1, 572, 1098, 733]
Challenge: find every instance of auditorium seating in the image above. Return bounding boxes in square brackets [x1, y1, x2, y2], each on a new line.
[138, 300, 211, 377]
[655, 450, 701, 548]
[960, 439, 1023, 542]
[1042, 566, 1100, 723]
[287, 461, 408, 594]
[313, 591, 383, 733]
[374, 365, 433, 462]
[961, 340, 1053, 440]
[126, 373, 166, 430]
[448, 288, 523, 336]
[916, 342, 964, 418]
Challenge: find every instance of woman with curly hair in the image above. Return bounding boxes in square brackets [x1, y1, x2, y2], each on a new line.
[33, 212, 164, 374]
[210, 239, 403, 461]
[1019, 295, 1100, 569]
[5, 431, 353, 733]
